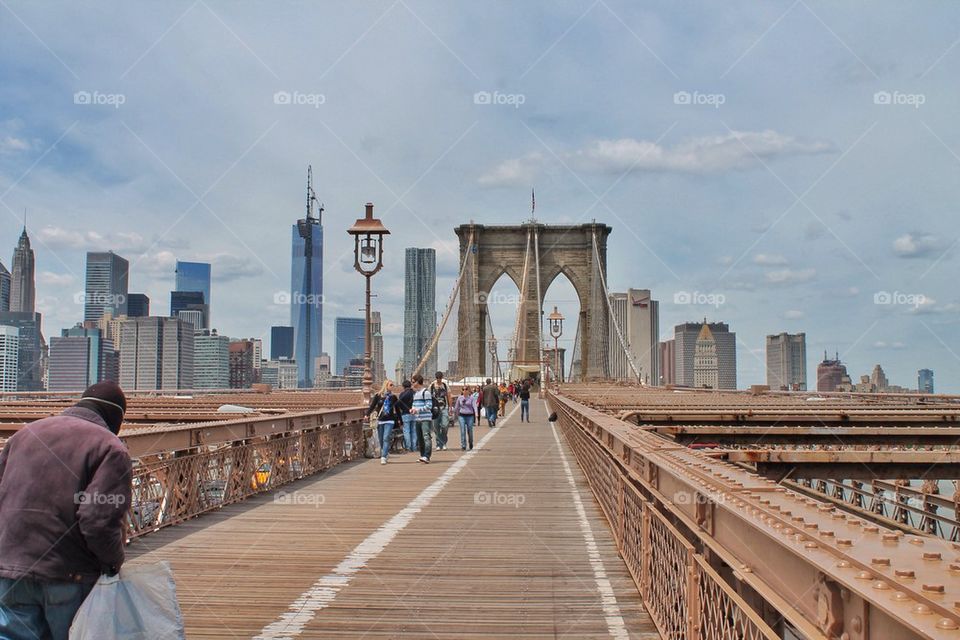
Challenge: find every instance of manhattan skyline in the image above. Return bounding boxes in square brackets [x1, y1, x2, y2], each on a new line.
[1, 2, 958, 390]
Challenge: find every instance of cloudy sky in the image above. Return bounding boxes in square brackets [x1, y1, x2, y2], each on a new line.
[1, 1, 958, 390]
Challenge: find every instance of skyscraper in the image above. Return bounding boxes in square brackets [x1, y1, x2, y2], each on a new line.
[335, 317, 365, 377]
[766, 332, 807, 391]
[127, 293, 150, 317]
[10, 227, 35, 314]
[84, 252, 129, 323]
[270, 326, 294, 360]
[660, 338, 675, 385]
[0, 326, 19, 392]
[693, 323, 719, 389]
[371, 311, 385, 387]
[194, 329, 230, 389]
[816, 352, 848, 392]
[0, 260, 10, 312]
[170, 291, 207, 329]
[0, 311, 43, 391]
[229, 339, 255, 389]
[403, 248, 436, 377]
[118, 316, 194, 390]
[674, 321, 736, 389]
[919, 369, 935, 394]
[174, 261, 211, 328]
[608, 289, 659, 384]
[291, 169, 324, 388]
[48, 325, 117, 391]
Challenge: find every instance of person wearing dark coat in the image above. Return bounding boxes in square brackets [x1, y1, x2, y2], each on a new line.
[367, 379, 402, 464]
[0, 381, 132, 640]
[396, 380, 416, 451]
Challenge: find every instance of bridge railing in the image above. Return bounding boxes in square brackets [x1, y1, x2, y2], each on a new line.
[558, 399, 778, 640]
[126, 408, 365, 538]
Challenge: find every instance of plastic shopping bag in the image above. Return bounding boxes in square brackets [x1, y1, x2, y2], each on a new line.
[70, 561, 186, 640]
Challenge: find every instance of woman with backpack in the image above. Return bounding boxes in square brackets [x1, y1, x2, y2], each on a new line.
[454, 385, 478, 450]
[367, 379, 402, 465]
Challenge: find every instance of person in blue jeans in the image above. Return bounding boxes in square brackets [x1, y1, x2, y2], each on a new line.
[367, 380, 401, 464]
[519, 381, 531, 422]
[454, 386, 477, 450]
[0, 382, 132, 640]
[396, 380, 416, 452]
[410, 374, 434, 463]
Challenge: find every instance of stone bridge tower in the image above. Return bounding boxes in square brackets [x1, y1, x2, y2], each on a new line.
[454, 222, 612, 381]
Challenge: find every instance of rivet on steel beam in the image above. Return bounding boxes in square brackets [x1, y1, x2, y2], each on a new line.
[892, 591, 911, 602]
[872, 581, 891, 591]
[849, 520, 862, 527]
[837, 560, 851, 568]
[783, 528, 795, 536]
[864, 525, 880, 533]
[895, 569, 916, 579]
[819, 530, 835, 538]
[805, 523, 819, 530]
[913, 604, 933, 615]
[804, 541, 818, 549]
[923, 552, 943, 561]
[922, 584, 945, 594]
[872, 557, 891, 566]
[855, 571, 873, 580]
[949, 563, 960, 572]
[793, 515, 804, 522]
[838, 539, 853, 547]
[937, 618, 960, 631]
[882, 533, 899, 543]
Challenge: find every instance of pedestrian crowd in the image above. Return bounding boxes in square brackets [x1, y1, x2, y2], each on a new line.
[366, 372, 535, 464]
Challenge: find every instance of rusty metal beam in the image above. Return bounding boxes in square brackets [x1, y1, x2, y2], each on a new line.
[715, 449, 960, 480]
[653, 424, 960, 447]
[550, 391, 960, 640]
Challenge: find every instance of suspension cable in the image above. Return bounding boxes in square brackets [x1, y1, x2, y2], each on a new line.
[592, 230, 642, 382]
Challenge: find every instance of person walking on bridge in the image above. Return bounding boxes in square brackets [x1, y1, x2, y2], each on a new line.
[368, 380, 401, 465]
[397, 380, 416, 452]
[0, 382, 132, 640]
[481, 379, 499, 427]
[411, 374, 434, 463]
[519, 380, 531, 422]
[430, 371, 452, 451]
[454, 386, 477, 450]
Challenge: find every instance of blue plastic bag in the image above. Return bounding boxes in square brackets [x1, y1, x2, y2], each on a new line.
[70, 561, 186, 639]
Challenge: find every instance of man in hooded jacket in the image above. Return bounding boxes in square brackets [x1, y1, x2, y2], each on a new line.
[0, 381, 132, 640]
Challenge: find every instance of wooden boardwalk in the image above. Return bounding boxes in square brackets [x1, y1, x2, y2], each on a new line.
[129, 399, 660, 639]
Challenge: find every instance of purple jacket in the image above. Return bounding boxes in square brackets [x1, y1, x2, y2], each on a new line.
[0, 406, 132, 584]
[454, 394, 477, 416]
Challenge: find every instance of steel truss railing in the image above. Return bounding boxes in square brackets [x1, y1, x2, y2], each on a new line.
[557, 398, 779, 640]
[127, 411, 365, 538]
[550, 392, 960, 640]
[791, 478, 960, 541]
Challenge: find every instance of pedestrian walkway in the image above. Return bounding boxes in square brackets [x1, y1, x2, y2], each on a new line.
[128, 399, 659, 638]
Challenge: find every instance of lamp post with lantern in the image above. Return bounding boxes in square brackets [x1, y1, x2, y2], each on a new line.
[347, 203, 389, 403]
[548, 306, 564, 392]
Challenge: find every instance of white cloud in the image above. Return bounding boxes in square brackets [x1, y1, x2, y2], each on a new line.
[36, 226, 148, 253]
[893, 232, 944, 258]
[873, 340, 906, 349]
[783, 309, 804, 319]
[572, 130, 832, 174]
[37, 271, 75, 286]
[478, 152, 544, 187]
[765, 268, 816, 284]
[753, 253, 788, 266]
[0, 136, 31, 153]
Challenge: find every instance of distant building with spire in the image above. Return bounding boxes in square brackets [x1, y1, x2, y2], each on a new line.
[693, 322, 719, 389]
[816, 352, 849, 392]
[10, 226, 35, 313]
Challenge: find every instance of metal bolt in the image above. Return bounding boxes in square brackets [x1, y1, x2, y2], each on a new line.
[872, 557, 891, 566]
[937, 618, 959, 631]
[838, 539, 853, 546]
[882, 533, 899, 543]
[922, 584, 945, 593]
[923, 552, 942, 561]
[895, 569, 915, 579]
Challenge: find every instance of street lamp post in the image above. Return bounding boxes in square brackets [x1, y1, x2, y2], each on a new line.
[487, 336, 498, 384]
[548, 306, 564, 392]
[347, 203, 390, 404]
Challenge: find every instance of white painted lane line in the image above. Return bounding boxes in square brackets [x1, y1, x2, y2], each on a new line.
[255, 404, 521, 639]
[547, 401, 630, 640]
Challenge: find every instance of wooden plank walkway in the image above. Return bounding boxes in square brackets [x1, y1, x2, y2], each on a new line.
[129, 399, 660, 639]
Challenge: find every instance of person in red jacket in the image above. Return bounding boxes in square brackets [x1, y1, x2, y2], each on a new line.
[0, 381, 132, 640]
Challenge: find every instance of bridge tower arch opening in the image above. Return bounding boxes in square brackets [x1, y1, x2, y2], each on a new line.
[542, 270, 581, 383]
[455, 222, 612, 381]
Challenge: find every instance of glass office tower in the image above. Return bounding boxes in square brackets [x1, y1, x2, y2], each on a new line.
[174, 261, 211, 328]
[291, 216, 323, 387]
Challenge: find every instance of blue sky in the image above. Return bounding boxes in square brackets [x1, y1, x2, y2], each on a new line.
[1, 1, 959, 389]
